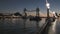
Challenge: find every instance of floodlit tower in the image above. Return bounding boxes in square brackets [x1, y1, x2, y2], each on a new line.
[46, 0, 50, 18]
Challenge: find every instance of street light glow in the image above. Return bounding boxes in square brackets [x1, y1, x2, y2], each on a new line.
[46, 3, 50, 9]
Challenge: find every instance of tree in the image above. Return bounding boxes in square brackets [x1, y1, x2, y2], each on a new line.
[14, 12, 22, 16]
[0, 13, 3, 16]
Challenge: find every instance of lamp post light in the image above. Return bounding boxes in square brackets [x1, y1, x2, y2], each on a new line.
[46, 0, 50, 18]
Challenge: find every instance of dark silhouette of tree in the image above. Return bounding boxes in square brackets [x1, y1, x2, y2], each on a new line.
[59, 14, 60, 15]
[0, 13, 3, 16]
[14, 12, 22, 16]
[55, 13, 58, 16]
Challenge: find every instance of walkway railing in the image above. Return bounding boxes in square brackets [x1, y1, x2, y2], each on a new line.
[39, 18, 55, 34]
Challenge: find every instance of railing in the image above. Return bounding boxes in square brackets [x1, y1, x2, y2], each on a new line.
[39, 18, 55, 34]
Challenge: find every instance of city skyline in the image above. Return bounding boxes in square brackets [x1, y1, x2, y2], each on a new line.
[0, 0, 60, 13]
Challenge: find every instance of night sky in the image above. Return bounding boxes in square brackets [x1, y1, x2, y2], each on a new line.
[0, 0, 60, 13]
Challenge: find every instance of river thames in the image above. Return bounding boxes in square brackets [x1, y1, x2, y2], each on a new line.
[0, 18, 60, 34]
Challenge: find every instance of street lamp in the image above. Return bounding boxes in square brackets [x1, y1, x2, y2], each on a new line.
[46, 0, 50, 18]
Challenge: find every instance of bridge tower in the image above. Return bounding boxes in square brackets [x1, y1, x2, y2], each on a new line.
[36, 7, 40, 17]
